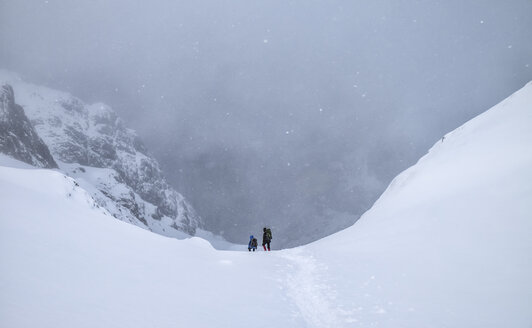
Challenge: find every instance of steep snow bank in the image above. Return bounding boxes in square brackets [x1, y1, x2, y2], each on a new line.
[301, 81, 532, 327]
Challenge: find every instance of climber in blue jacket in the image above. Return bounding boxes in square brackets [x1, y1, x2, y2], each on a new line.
[248, 235, 258, 252]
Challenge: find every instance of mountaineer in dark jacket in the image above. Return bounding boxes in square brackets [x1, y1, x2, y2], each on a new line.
[262, 227, 272, 251]
[248, 235, 258, 252]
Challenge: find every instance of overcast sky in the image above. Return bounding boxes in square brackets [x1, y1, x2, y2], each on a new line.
[1, 0, 531, 246]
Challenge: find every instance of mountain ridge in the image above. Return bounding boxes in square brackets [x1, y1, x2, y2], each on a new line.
[0, 70, 202, 237]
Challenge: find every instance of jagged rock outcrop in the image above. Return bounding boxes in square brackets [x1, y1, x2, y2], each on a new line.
[0, 71, 201, 236]
[0, 84, 57, 168]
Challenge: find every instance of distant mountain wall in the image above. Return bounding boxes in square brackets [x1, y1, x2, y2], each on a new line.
[0, 71, 202, 236]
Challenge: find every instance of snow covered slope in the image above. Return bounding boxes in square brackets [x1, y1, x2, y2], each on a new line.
[0, 70, 201, 236]
[1, 81, 531, 328]
[300, 81, 532, 327]
[0, 158, 303, 328]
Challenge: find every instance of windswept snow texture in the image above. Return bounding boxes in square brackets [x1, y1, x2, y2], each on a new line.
[0, 70, 201, 236]
[1, 82, 531, 327]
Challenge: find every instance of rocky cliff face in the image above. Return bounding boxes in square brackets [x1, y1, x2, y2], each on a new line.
[0, 71, 201, 236]
[0, 84, 57, 168]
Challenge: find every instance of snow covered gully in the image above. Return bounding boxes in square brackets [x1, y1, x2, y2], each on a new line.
[1, 82, 532, 327]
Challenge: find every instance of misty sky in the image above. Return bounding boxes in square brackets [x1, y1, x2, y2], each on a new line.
[1, 0, 531, 247]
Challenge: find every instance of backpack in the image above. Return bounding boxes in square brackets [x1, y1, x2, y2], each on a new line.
[251, 238, 258, 247]
[265, 228, 272, 241]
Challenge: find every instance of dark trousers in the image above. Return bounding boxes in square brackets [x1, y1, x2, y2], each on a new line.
[262, 241, 271, 251]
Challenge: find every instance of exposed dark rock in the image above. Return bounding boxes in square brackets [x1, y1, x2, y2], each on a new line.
[0, 84, 57, 168]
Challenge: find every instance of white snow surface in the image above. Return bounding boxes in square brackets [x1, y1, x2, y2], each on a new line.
[1, 82, 531, 328]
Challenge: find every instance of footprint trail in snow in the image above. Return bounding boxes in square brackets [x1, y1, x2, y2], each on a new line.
[278, 249, 352, 328]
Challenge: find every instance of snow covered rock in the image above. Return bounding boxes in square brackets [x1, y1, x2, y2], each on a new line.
[0, 84, 57, 168]
[0, 71, 201, 235]
[60, 162, 199, 238]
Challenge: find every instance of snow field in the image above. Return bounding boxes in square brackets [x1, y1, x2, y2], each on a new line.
[1, 81, 532, 327]
[0, 163, 305, 328]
